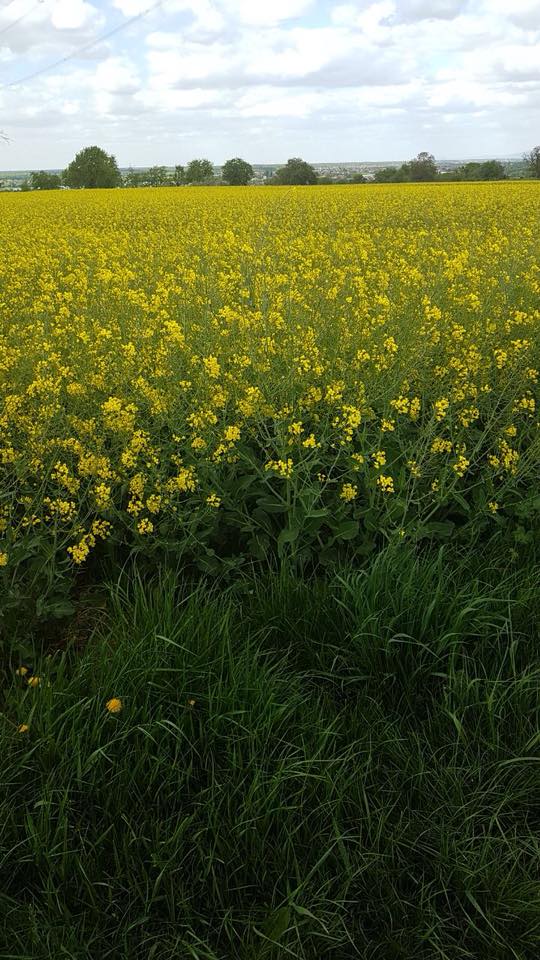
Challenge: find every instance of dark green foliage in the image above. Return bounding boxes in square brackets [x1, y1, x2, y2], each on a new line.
[146, 165, 170, 186]
[63, 146, 122, 189]
[172, 164, 185, 185]
[406, 151, 437, 181]
[123, 167, 144, 187]
[274, 158, 318, 185]
[222, 157, 254, 185]
[29, 171, 61, 191]
[1, 543, 539, 958]
[185, 158, 214, 184]
[374, 165, 406, 183]
[524, 145, 540, 179]
[375, 153, 437, 183]
[457, 160, 507, 181]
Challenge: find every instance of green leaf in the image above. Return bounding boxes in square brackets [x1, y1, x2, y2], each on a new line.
[333, 519, 359, 541]
[277, 525, 300, 557]
[260, 905, 290, 942]
[256, 498, 289, 514]
[414, 521, 455, 540]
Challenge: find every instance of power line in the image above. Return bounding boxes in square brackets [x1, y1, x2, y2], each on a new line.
[0, 0, 43, 37]
[0, 0, 163, 90]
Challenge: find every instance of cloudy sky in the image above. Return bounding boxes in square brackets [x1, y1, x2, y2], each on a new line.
[0, 0, 539, 169]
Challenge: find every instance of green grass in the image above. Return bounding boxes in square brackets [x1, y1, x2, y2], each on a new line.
[1, 543, 539, 959]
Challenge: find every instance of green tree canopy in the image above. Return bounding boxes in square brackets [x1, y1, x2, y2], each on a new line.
[524, 145, 540, 179]
[456, 160, 507, 181]
[274, 158, 318, 185]
[63, 146, 122, 189]
[222, 157, 254, 185]
[146, 166, 169, 186]
[124, 168, 144, 188]
[374, 166, 402, 183]
[30, 171, 61, 191]
[185, 159, 214, 183]
[172, 165, 185, 185]
[478, 160, 506, 180]
[406, 152, 437, 182]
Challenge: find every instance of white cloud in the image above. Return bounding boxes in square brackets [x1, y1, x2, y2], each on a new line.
[215, 0, 315, 26]
[392, 0, 468, 22]
[236, 87, 320, 117]
[51, 0, 96, 30]
[1, 0, 540, 167]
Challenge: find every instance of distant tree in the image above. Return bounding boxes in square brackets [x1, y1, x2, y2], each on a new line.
[63, 146, 122, 189]
[407, 151, 437, 182]
[478, 160, 506, 180]
[124, 167, 144, 187]
[147, 165, 169, 186]
[350, 173, 367, 183]
[185, 158, 214, 183]
[374, 166, 401, 183]
[455, 160, 506, 182]
[524, 145, 540, 179]
[172, 164, 185, 185]
[30, 170, 61, 191]
[20, 180, 31, 192]
[274, 158, 318, 185]
[456, 162, 482, 180]
[222, 157, 254, 186]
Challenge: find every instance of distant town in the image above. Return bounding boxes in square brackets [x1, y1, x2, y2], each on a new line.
[0, 156, 532, 191]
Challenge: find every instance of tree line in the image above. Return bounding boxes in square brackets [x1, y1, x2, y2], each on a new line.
[372, 152, 510, 183]
[21, 144, 540, 191]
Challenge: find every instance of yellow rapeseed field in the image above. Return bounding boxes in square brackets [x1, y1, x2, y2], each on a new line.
[0, 183, 539, 586]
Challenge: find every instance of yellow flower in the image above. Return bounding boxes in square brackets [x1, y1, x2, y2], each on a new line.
[137, 518, 154, 535]
[340, 482, 358, 502]
[377, 475, 395, 494]
[488, 501, 499, 513]
[27, 675, 41, 687]
[288, 421, 303, 436]
[452, 455, 470, 478]
[206, 492, 221, 508]
[431, 438, 453, 454]
[16, 666, 29, 676]
[17, 724, 30, 734]
[265, 458, 293, 479]
[106, 697, 122, 714]
[0, 551, 8, 567]
[434, 398, 449, 421]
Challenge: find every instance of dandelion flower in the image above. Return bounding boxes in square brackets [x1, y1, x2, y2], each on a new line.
[27, 675, 41, 688]
[17, 724, 29, 734]
[106, 697, 123, 714]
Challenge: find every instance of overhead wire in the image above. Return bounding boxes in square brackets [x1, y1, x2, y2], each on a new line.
[0, 0, 163, 89]
[0, 0, 43, 38]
